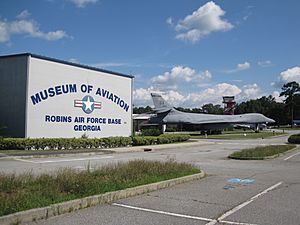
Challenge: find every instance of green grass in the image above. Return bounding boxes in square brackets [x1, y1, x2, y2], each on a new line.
[193, 131, 285, 140]
[0, 160, 200, 216]
[229, 144, 296, 160]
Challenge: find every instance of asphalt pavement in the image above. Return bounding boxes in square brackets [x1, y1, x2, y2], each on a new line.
[1, 131, 299, 225]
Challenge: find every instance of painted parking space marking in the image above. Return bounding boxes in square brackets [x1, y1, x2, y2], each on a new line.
[113, 182, 282, 225]
[113, 203, 213, 222]
[112, 203, 257, 225]
[15, 155, 113, 164]
[284, 151, 300, 161]
[206, 182, 282, 225]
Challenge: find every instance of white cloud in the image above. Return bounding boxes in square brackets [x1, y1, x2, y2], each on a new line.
[272, 66, 300, 87]
[272, 91, 284, 102]
[133, 87, 185, 107]
[42, 30, 68, 41]
[258, 60, 272, 67]
[225, 61, 251, 73]
[237, 62, 250, 70]
[173, 1, 233, 43]
[166, 17, 173, 26]
[67, 0, 98, 8]
[279, 67, 300, 83]
[134, 83, 265, 107]
[16, 10, 31, 19]
[0, 21, 9, 42]
[150, 66, 212, 90]
[134, 87, 153, 105]
[243, 13, 251, 21]
[184, 83, 241, 107]
[241, 83, 261, 100]
[91, 62, 140, 69]
[0, 12, 69, 43]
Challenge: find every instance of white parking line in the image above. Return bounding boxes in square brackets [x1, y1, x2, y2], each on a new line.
[284, 151, 300, 161]
[112, 203, 257, 225]
[113, 203, 213, 222]
[205, 182, 282, 225]
[220, 220, 257, 225]
[15, 156, 113, 164]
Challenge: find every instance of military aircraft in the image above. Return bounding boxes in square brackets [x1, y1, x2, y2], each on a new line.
[149, 93, 275, 131]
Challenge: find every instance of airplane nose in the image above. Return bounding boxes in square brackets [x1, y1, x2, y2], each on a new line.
[268, 118, 275, 123]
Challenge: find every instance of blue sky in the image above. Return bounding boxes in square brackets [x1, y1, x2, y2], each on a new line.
[1, 0, 300, 107]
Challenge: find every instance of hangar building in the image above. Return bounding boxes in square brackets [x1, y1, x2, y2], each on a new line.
[0, 53, 133, 138]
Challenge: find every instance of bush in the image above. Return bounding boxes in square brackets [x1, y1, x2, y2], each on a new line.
[0, 137, 132, 150]
[132, 134, 190, 146]
[132, 136, 157, 146]
[141, 128, 162, 136]
[288, 133, 300, 144]
[0, 135, 190, 150]
[165, 127, 177, 132]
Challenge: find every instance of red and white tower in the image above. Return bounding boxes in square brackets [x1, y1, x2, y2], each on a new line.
[223, 96, 236, 115]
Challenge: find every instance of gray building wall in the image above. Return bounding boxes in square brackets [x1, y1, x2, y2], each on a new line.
[0, 55, 28, 137]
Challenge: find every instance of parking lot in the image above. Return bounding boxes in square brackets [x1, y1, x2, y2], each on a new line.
[1, 133, 299, 225]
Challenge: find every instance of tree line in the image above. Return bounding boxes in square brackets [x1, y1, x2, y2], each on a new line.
[133, 81, 300, 126]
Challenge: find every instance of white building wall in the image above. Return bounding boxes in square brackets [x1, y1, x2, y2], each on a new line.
[26, 56, 132, 138]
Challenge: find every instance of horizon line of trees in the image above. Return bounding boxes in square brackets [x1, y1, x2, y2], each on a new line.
[133, 81, 300, 126]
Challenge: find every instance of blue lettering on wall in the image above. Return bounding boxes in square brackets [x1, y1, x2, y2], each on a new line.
[44, 114, 123, 132]
[80, 84, 93, 93]
[31, 84, 130, 113]
[31, 93, 42, 105]
[31, 84, 77, 105]
[74, 125, 101, 131]
[95, 87, 129, 112]
[45, 115, 72, 123]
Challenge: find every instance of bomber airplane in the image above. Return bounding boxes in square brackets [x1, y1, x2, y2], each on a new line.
[149, 93, 275, 132]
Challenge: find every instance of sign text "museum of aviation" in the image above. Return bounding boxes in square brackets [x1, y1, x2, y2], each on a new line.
[30, 83, 130, 112]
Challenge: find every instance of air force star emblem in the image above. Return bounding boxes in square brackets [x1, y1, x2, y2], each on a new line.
[74, 95, 102, 114]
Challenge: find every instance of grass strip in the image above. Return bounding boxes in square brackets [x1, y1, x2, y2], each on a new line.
[0, 160, 200, 216]
[228, 144, 296, 160]
[194, 131, 284, 140]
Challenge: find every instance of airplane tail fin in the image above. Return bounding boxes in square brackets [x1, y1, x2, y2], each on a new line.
[151, 93, 173, 113]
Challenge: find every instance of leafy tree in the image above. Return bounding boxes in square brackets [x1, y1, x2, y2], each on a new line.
[175, 107, 203, 113]
[134, 104, 224, 115]
[268, 102, 289, 126]
[133, 106, 153, 114]
[280, 81, 300, 126]
[201, 104, 224, 114]
[175, 104, 224, 114]
[235, 95, 287, 126]
[235, 96, 273, 115]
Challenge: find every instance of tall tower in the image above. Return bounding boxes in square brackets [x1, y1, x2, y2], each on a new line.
[223, 96, 236, 115]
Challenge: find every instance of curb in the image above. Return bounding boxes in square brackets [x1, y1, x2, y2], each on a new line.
[0, 140, 212, 160]
[0, 171, 205, 225]
[0, 151, 113, 160]
[0, 150, 115, 160]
